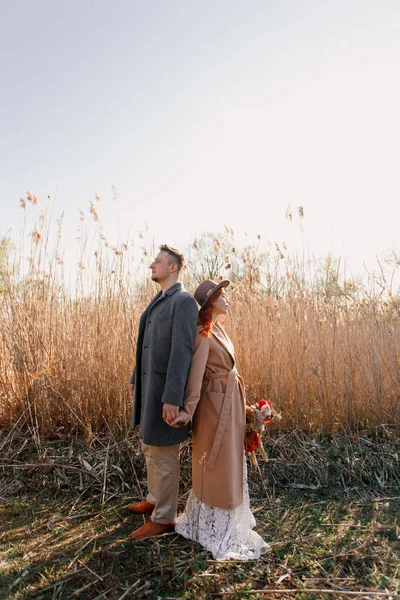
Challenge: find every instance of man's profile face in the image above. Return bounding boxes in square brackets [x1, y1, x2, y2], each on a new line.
[150, 251, 175, 283]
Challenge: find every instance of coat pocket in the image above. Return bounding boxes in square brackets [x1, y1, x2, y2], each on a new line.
[154, 363, 168, 374]
[158, 311, 173, 320]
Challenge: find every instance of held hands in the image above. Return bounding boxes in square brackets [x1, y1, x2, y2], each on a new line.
[130, 385, 184, 427]
[162, 403, 181, 426]
[170, 414, 185, 428]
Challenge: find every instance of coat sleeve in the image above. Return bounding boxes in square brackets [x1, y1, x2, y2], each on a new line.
[129, 366, 136, 385]
[178, 330, 210, 425]
[161, 295, 199, 406]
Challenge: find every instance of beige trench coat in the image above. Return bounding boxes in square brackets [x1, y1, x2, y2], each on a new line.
[179, 322, 246, 510]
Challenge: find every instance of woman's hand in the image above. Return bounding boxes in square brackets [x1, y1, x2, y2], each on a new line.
[169, 414, 185, 428]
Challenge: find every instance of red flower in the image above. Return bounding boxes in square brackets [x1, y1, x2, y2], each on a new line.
[246, 431, 260, 453]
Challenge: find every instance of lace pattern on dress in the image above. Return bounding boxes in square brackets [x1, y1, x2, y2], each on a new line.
[175, 454, 269, 560]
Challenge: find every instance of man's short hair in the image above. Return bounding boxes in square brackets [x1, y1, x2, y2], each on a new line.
[160, 244, 185, 272]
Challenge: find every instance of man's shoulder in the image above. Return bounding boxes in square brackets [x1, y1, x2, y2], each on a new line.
[172, 289, 197, 305]
[171, 291, 198, 323]
[177, 289, 196, 300]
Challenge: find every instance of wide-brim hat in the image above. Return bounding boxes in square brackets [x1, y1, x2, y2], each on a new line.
[194, 279, 230, 308]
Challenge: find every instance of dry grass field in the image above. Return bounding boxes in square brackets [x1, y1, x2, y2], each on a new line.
[0, 198, 399, 437]
[0, 197, 399, 598]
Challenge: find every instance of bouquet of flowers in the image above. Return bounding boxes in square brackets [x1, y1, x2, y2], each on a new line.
[245, 399, 281, 466]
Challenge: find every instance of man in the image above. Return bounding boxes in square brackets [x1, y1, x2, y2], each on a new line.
[128, 244, 198, 541]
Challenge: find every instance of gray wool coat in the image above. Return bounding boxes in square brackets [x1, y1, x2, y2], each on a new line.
[130, 282, 198, 446]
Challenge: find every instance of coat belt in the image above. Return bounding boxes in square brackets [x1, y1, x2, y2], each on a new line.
[204, 368, 244, 470]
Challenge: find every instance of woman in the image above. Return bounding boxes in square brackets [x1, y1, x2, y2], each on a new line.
[171, 279, 268, 560]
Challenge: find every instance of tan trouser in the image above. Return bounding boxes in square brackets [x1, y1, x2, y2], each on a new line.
[141, 441, 180, 524]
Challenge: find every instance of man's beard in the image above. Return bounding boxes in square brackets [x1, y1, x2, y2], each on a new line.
[151, 273, 159, 282]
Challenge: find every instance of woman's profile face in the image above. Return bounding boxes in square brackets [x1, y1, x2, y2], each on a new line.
[213, 291, 229, 316]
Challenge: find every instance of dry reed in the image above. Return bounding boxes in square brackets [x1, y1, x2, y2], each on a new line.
[0, 195, 399, 437]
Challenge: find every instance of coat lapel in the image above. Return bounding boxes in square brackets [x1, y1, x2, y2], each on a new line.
[211, 322, 235, 365]
[140, 291, 162, 324]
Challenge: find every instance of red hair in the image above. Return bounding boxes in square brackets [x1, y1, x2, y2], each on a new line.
[198, 289, 222, 337]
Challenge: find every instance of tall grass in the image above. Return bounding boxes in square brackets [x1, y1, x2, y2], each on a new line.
[0, 196, 399, 437]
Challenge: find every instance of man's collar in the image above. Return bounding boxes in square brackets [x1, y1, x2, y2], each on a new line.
[163, 282, 183, 297]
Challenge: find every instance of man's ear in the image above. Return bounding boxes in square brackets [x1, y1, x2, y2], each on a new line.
[170, 262, 178, 273]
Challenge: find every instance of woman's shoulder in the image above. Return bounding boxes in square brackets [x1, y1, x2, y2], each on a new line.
[195, 325, 207, 336]
[194, 327, 211, 345]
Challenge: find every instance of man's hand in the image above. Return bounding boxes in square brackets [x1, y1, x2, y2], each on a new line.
[162, 402, 179, 426]
[129, 383, 135, 397]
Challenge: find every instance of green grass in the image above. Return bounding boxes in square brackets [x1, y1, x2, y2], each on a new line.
[1, 491, 399, 599]
[0, 432, 399, 599]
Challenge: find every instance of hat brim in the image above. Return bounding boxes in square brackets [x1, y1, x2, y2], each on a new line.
[201, 279, 230, 307]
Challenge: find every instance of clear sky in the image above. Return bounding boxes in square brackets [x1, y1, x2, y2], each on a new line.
[1, 0, 400, 281]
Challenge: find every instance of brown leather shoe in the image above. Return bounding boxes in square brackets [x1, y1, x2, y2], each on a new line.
[128, 520, 175, 541]
[127, 500, 155, 514]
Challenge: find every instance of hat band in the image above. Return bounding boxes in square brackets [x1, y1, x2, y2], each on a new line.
[200, 287, 217, 306]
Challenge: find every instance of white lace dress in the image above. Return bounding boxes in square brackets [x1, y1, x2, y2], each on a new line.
[175, 454, 269, 560]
